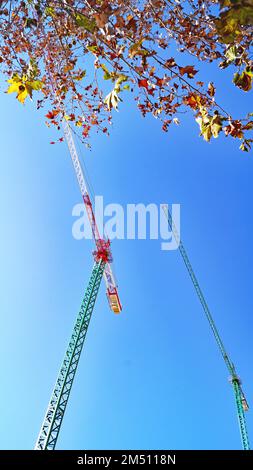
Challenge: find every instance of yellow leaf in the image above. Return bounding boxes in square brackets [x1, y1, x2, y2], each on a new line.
[7, 83, 20, 94]
[17, 86, 28, 104]
[7, 75, 42, 104]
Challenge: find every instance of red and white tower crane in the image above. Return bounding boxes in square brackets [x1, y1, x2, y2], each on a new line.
[63, 120, 122, 314]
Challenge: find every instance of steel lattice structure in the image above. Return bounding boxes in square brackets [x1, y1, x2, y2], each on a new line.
[232, 378, 250, 451]
[35, 260, 105, 450]
[162, 205, 250, 450]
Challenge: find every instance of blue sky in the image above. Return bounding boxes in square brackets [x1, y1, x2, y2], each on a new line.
[0, 57, 252, 450]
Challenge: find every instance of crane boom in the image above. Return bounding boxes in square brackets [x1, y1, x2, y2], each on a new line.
[63, 121, 122, 314]
[162, 204, 250, 450]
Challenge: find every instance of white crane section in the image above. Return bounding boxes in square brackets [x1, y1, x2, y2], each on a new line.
[63, 120, 122, 314]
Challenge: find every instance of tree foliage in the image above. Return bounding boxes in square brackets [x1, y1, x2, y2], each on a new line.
[0, 0, 252, 150]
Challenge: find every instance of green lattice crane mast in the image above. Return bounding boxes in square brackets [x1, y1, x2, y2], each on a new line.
[34, 259, 105, 450]
[34, 123, 122, 450]
[162, 205, 250, 450]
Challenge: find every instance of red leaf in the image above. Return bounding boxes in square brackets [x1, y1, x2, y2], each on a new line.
[46, 109, 59, 120]
[82, 125, 91, 138]
[156, 77, 164, 87]
[138, 79, 149, 90]
[126, 17, 137, 32]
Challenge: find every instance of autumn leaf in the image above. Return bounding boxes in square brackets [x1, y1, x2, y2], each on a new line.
[101, 64, 112, 80]
[165, 58, 176, 68]
[210, 112, 223, 138]
[233, 70, 252, 91]
[115, 74, 128, 91]
[179, 66, 198, 79]
[183, 93, 206, 110]
[129, 40, 149, 59]
[94, 12, 109, 29]
[208, 82, 216, 97]
[196, 111, 223, 142]
[7, 74, 42, 104]
[239, 138, 253, 152]
[156, 77, 165, 87]
[72, 70, 86, 81]
[183, 94, 199, 110]
[173, 117, 180, 125]
[103, 73, 128, 111]
[224, 120, 244, 138]
[87, 45, 99, 54]
[82, 125, 91, 138]
[46, 109, 60, 120]
[196, 113, 212, 142]
[126, 16, 137, 32]
[75, 13, 96, 32]
[29, 80, 43, 91]
[138, 79, 149, 90]
[64, 113, 75, 121]
[63, 63, 74, 74]
[104, 89, 120, 111]
[45, 6, 56, 18]
[215, 3, 253, 43]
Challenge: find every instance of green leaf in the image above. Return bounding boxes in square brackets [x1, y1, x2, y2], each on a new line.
[129, 40, 149, 59]
[233, 70, 252, 91]
[75, 13, 96, 32]
[45, 6, 55, 18]
[115, 74, 128, 91]
[196, 111, 223, 142]
[87, 45, 98, 53]
[101, 64, 112, 80]
[215, 4, 253, 43]
[239, 138, 252, 152]
[29, 80, 43, 91]
[225, 45, 238, 61]
[210, 113, 223, 138]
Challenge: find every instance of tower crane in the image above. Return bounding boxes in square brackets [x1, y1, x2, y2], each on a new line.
[34, 122, 122, 450]
[162, 205, 250, 450]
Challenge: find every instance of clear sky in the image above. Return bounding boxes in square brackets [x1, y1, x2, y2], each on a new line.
[0, 55, 252, 450]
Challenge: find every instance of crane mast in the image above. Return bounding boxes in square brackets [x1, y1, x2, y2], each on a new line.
[35, 259, 106, 450]
[162, 205, 250, 450]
